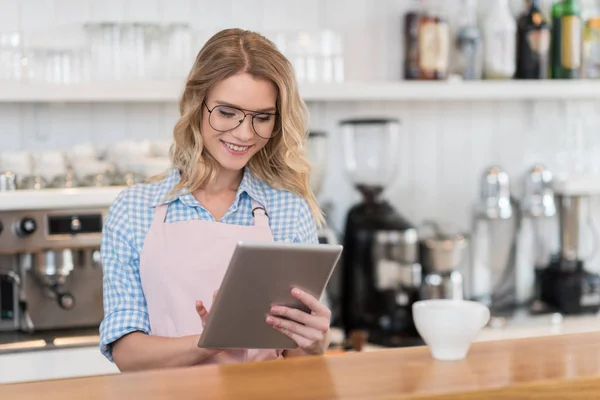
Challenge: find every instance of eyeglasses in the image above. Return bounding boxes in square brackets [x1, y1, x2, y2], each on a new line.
[203, 102, 279, 139]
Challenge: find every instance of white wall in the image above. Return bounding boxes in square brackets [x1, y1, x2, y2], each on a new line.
[1, 0, 600, 269]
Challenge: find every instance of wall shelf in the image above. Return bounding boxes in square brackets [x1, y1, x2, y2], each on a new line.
[0, 187, 125, 211]
[1, 80, 600, 103]
[553, 176, 600, 196]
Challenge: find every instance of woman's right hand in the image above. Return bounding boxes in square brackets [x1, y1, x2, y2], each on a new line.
[111, 290, 223, 371]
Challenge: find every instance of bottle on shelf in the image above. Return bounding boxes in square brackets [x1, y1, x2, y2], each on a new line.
[582, 1, 600, 78]
[483, 0, 517, 79]
[516, 0, 551, 79]
[552, 0, 583, 79]
[417, 1, 450, 80]
[453, 0, 483, 80]
[550, 1, 564, 78]
[403, 0, 423, 80]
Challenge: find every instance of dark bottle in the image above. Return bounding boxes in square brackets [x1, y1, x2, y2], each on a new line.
[552, 0, 582, 79]
[403, 0, 422, 80]
[516, 0, 551, 79]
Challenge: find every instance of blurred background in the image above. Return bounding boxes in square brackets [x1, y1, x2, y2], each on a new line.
[2, 0, 600, 384]
[0, 0, 598, 233]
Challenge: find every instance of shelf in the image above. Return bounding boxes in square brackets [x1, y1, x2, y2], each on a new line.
[0, 187, 125, 211]
[301, 80, 600, 101]
[1, 80, 600, 103]
[0, 82, 185, 103]
[553, 176, 600, 196]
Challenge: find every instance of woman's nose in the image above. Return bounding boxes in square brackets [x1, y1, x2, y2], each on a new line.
[232, 117, 255, 142]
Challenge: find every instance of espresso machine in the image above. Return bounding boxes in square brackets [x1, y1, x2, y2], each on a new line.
[536, 181, 600, 315]
[338, 118, 422, 349]
[0, 205, 106, 332]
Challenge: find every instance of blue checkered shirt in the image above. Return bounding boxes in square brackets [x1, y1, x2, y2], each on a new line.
[99, 167, 318, 362]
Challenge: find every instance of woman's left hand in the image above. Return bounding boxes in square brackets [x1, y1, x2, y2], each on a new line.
[266, 287, 331, 356]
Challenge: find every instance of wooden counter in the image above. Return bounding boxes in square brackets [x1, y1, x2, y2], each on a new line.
[3, 332, 600, 399]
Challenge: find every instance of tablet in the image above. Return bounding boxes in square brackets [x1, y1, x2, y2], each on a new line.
[197, 241, 342, 350]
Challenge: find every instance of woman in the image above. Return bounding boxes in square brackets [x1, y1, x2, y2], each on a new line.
[99, 28, 331, 372]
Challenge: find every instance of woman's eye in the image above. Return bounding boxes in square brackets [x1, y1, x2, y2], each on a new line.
[255, 115, 272, 123]
[217, 106, 238, 118]
[218, 109, 237, 118]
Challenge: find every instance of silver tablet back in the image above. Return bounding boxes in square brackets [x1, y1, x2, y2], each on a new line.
[197, 241, 342, 350]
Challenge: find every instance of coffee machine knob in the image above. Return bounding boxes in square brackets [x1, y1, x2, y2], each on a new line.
[57, 293, 75, 310]
[16, 217, 37, 237]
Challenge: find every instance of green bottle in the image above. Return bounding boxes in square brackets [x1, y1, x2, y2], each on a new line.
[553, 0, 582, 79]
[550, 1, 564, 78]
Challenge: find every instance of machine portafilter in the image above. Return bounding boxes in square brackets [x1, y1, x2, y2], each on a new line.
[22, 249, 77, 310]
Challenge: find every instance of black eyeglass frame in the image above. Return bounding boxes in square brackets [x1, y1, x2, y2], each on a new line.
[203, 102, 280, 140]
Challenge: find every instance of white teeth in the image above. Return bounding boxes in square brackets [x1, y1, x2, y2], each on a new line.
[223, 141, 249, 152]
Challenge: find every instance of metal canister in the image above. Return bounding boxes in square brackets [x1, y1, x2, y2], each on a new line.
[0, 171, 17, 191]
[469, 166, 518, 311]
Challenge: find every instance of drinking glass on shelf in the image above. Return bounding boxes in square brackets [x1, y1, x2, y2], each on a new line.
[320, 30, 344, 83]
[119, 23, 145, 81]
[143, 23, 165, 80]
[277, 29, 344, 84]
[164, 23, 193, 80]
[289, 31, 309, 83]
[0, 31, 23, 81]
[85, 22, 121, 82]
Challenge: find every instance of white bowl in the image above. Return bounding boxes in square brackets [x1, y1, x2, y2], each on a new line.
[412, 299, 490, 361]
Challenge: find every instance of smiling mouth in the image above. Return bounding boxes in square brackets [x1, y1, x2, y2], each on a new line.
[221, 140, 252, 154]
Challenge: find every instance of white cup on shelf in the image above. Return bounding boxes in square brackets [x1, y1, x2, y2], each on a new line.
[412, 299, 490, 361]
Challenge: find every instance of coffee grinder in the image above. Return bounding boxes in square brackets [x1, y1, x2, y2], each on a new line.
[537, 182, 600, 315]
[339, 118, 423, 349]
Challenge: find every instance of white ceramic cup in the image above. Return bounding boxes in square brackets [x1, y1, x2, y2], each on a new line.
[412, 299, 490, 361]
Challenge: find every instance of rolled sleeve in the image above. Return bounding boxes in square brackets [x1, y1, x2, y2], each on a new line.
[99, 190, 150, 362]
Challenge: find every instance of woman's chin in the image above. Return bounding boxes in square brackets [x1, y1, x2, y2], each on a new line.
[214, 153, 252, 172]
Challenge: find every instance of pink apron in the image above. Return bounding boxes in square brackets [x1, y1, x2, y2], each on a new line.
[139, 199, 283, 364]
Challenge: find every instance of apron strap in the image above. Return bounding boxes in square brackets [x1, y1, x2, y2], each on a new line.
[153, 200, 268, 227]
[152, 203, 169, 225]
[251, 199, 270, 228]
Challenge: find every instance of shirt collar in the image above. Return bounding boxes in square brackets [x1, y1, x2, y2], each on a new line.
[150, 167, 268, 209]
[236, 167, 268, 208]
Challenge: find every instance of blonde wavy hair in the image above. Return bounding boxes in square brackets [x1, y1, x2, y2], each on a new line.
[161, 28, 323, 226]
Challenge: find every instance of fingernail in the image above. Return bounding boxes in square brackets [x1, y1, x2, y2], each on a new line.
[292, 288, 301, 295]
[271, 306, 281, 313]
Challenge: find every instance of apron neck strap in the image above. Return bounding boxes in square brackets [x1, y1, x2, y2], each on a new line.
[251, 200, 270, 228]
[153, 201, 269, 226]
[153, 203, 169, 224]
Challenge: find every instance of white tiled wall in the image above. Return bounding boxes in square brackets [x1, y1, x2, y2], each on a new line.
[1, 0, 600, 270]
